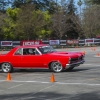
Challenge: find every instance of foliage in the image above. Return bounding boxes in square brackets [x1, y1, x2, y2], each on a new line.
[68, 0, 76, 15]
[66, 0, 82, 39]
[12, 0, 55, 11]
[14, 4, 51, 40]
[55, 0, 80, 39]
[0, 12, 7, 40]
[0, 0, 83, 40]
[82, 5, 100, 38]
[84, 0, 100, 5]
[2, 8, 19, 40]
[0, 0, 12, 12]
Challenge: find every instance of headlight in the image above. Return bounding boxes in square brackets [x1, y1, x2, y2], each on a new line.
[68, 57, 71, 64]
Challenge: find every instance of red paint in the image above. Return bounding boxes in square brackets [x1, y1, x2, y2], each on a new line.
[0, 44, 85, 71]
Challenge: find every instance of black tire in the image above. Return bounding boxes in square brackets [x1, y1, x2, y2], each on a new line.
[1, 62, 13, 73]
[51, 62, 63, 73]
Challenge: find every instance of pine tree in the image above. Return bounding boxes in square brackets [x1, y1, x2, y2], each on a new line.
[84, 0, 100, 5]
[66, 0, 81, 39]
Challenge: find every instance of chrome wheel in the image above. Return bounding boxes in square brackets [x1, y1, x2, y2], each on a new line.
[1, 63, 12, 73]
[51, 62, 63, 72]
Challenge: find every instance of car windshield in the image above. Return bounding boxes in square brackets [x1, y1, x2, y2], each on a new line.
[38, 46, 56, 54]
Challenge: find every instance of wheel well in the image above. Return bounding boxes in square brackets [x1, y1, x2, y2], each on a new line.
[0, 62, 12, 67]
[0, 62, 4, 69]
[48, 61, 58, 69]
[48, 62, 52, 69]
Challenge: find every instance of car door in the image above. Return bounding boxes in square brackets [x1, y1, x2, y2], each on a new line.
[11, 48, 23, 68]
[21, 48, 43, 68]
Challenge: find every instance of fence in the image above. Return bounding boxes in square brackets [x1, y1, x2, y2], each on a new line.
[0, 38, 100, 50]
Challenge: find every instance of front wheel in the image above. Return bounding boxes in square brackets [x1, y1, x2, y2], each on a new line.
[1, 62, 13, 73]
[51, 62, 63, 73]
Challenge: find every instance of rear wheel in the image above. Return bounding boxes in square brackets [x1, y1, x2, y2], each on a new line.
[51, 62, 63, 73]
[1, 62, 13, 73]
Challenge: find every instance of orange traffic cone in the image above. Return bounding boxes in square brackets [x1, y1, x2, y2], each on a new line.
[93, 48, 96, 51]
[96, 53, 100, 56]
[50, 73, 55, 82]
[78, 47, 81, 50]
[83, 50, 86, 54]
[6, 73, 11, 81]
[90, 47, 92, 50]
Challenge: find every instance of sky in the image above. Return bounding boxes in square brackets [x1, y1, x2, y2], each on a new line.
[55, 0, 85, 14]
[75, 0, 85, 13]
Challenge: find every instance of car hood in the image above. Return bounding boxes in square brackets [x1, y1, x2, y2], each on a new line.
[46, 51, 82, 58]
[56, 51, 83, 55]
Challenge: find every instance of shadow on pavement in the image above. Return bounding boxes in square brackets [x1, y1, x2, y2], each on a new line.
[0, 91, 100, 100]
[0, 68, 89, 73]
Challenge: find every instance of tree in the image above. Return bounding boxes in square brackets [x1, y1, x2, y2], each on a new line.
[84, 0, 100, 5]
[12, 0, 26, 8]
[0, 12, 7, 40]
[51, 0, 69, 39]
[12, 0, 55, 10]
[2, 8, 19, 40]
[66, 0, 82, 39]
[0, 0, 12, 12]
[51, 0, 82, 39]
[77, 0, 82, 20]
[51, 10, 69, 39]
[82, 5, 100, 38]
[15, 4, 51, 40]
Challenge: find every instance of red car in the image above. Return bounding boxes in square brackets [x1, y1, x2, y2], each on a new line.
[0, 44, 85, 73]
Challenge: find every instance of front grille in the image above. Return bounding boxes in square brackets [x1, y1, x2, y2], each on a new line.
[71, 58, 78, 62]
[70, 55, 84, 63]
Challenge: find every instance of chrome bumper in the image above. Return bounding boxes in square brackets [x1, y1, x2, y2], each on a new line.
[66, 60, 85, 69]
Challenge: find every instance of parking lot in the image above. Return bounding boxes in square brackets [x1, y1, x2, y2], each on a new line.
[0, 46, 100, 100]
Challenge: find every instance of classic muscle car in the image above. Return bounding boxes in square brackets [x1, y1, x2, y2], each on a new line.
[0, 44, 85, 73]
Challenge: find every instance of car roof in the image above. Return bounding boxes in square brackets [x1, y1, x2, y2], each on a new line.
[15, 44, 49, 48]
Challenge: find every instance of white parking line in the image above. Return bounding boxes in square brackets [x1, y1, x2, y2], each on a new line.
[0, 80, 100, 86]
[0, 83, 24, 92]
[82, 64, 100, 66]
[8, 84, 23, 89]
[56, 82, 100, 86]
[0, 80, 5, 82]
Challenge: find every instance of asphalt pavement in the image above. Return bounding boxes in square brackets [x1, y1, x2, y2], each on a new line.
[0, 46, 100, 100]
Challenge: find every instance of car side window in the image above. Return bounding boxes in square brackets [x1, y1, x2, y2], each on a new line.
[23, 48, 40, 55]
[35, 50, 40, 55]
[14, 48, 22, 55]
